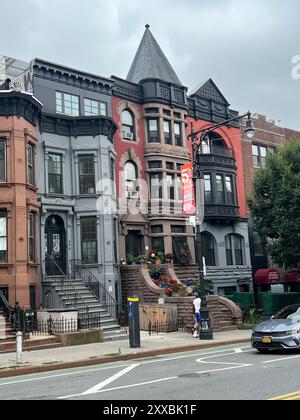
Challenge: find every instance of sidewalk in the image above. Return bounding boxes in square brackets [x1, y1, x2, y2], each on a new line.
[0, 329, 251, 378]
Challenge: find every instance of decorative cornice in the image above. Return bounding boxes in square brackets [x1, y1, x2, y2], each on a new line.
[32, 59, 114, 96]
[40, 113, 118, 142]
[0, 91, 42, 126]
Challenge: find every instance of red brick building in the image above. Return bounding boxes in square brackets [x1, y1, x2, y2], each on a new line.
[0, 89, 42, 309]
[112, 26, 252, 295]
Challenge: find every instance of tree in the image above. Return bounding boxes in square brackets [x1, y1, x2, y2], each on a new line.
[248, 141, 300, 268]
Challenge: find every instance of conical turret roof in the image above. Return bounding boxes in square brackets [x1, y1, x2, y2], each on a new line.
[126, 25, 182, 86]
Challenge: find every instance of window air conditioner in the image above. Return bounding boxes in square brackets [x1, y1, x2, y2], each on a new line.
[123, 132, 134, 140]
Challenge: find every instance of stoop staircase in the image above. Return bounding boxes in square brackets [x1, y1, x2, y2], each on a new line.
[44, 259, 128, 341]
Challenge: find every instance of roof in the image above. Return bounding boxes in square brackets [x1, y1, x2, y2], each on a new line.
[126, 25, 182, 86]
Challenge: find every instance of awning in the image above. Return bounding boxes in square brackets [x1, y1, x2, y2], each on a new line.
[285, 269, 300, 283]
[255, 269, 281, 285]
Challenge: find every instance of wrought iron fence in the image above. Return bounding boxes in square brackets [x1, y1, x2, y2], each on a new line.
[148, 318, 186, 335]
[15, 308, 104, 336]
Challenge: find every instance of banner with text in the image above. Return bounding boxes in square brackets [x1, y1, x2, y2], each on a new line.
[181, 163, 196, 216]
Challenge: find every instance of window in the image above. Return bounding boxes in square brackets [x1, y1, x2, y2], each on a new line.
[56, 91, 79, 116]
[122, 110, 134, 140]
[225, 176, 234, 205]
[151, 237, 164, 253]
[81, 217, 98, 264]
[163, 109, 171, 116]
[166, 174, 175, 200]
[151, 225, 163, 234]
[163, 120, 171, 144]
[216, 175, 224, 204]
[48, 153, 63, 194]
[124, 161, 138, 198]
[166, 162, 174, 170]
[78, 155, 95, 195]
[145, 108, 159, 114]
[84, 99, 107, 116]
[0, 140, 6, 182]
[233, 235, 244, 265]
[177, 176, 182, 201]
[149, 173, 162, 199]
[225, 234, 244, 266]
[147, 119, 160, 143]
[260, 146, 267, 167]
[201, 232, 216, 266]
[225, 235, 233, 266]
[173, 112, 181, 119]
[204, 174, 213, 204]
[171, 225, 186, 234]
[27, 144, 34, 185]
[252, 144, 274, 167]
[0, 211, 7, 263]
[148, 161, 162, 169]
[28, 213, 35, 263]
[174, 122, 182, 147]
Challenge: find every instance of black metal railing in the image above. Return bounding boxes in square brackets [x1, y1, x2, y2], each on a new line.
[69, 260, 120, 319]
[45, 256, 87, 312]
[148, 318, 186, 335]
[0, 290, 14, 325]
[15, 309, 104, 336]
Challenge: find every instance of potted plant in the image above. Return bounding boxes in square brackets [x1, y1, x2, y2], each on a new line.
[165, 286, 173, 297]
[156, 251, 166, 264]
[126, 255, 135, 265]
[120, 258, 127, 266]
[160, 274, 168, 288]
[138, 255, 148, 264]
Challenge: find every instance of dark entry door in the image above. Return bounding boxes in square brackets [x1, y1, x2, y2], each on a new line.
[126, 231, 143, 257]
[45, 216, 66, 276]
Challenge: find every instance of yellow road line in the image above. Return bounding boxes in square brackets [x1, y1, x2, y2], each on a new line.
[269, 391, 300, 400]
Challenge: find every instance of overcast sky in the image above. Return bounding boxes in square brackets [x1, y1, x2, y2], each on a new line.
[1, 0, 299, 130]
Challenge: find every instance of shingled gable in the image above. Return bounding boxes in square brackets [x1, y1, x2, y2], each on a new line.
[189, 79, 230, 105]
[126, 25, 182, 86]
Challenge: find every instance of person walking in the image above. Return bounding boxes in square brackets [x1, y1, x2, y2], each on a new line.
[193, 293, 202, 338]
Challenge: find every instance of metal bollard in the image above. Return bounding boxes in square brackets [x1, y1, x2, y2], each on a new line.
[16, 331, 23, 365]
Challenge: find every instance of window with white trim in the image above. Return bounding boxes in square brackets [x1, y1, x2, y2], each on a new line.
[56, 91, 80, 116]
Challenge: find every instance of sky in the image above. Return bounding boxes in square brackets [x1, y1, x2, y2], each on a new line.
[0, 0, 300, 130]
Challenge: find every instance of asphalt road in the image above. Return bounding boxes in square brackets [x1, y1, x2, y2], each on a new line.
[1, 343, 300, 401]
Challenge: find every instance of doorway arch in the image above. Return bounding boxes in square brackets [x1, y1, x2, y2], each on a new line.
[45, 215, 66, 276]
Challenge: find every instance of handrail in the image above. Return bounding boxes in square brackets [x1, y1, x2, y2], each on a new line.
[69, 260, 119, 317]
[0, 290, 14, 321]
[46, 256, 87, 312]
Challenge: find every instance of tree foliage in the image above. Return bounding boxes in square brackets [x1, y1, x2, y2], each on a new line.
[248, 141, 300, 268]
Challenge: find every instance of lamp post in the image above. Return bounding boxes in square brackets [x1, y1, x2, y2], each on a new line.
[189, 112, 255, 340]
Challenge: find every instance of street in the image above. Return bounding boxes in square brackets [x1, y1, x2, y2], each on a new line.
[1, 343, 300, 401]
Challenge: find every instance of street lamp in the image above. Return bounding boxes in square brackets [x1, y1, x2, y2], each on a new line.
[189, 111, 255, 340]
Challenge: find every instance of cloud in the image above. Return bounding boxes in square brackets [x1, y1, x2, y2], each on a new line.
[0, 0, 299, 129]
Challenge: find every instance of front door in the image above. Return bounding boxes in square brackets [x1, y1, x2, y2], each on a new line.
[45, 215, 66, 276]
[126, 231, 143, 257]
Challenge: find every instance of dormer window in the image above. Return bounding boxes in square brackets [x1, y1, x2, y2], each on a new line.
[122, 110, 135, 141]
[56, 91, 79, 117]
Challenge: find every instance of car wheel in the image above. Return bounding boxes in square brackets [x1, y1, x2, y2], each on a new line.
[257, 349, 270, 354]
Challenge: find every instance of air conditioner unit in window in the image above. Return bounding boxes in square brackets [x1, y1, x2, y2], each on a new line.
[131, 191, 139, 199]
[126, 191, 139, 199]
[123, 132, 134, 140]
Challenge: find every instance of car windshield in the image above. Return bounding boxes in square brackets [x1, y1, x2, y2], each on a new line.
[274, 305, 300, 320]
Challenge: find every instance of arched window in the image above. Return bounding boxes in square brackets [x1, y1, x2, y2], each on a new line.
[124, 161, 138, 198]
[122, 110, 135, 140]
[225, 234, 244, 266]
[201, 232, 217, 266]
[201, 131, 227, 154]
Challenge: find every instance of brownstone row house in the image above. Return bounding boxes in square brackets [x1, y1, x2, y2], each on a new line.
[0, 88, 42, 308]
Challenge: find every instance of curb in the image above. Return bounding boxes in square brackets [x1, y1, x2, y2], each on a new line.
[0, 338, 251, 379]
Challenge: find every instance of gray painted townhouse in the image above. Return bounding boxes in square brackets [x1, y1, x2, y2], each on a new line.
[9, 59, 121, 318]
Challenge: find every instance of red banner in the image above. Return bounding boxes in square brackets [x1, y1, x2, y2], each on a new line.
[181, 163, 195, 215]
